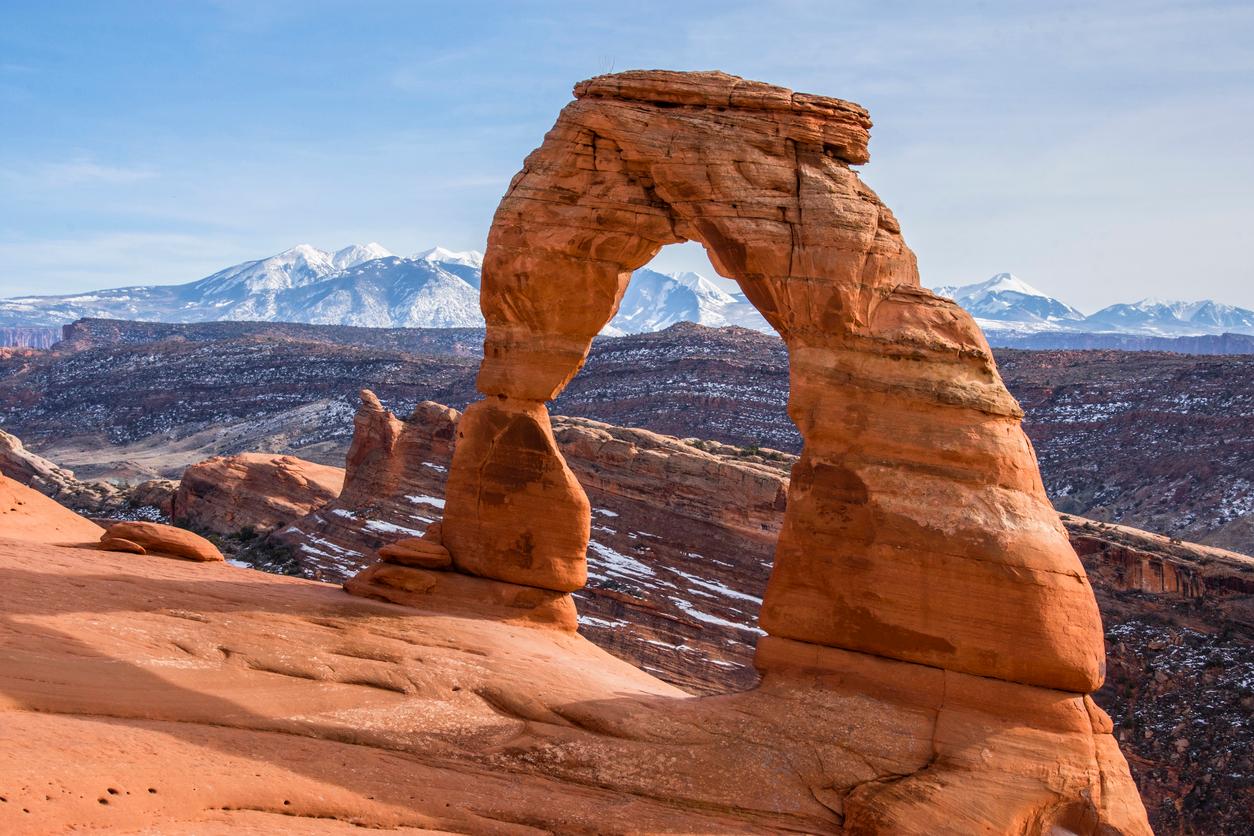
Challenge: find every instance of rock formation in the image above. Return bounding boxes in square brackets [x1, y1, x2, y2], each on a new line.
[0, 428, 176, 519]
[340, 70, 1148, 830]
[172, 452, 344, 535]
[284, 391, 782, 691]
[1, 428, 123, 512]
[98, 520, 223, 562]
[360, 69, 1104, 694]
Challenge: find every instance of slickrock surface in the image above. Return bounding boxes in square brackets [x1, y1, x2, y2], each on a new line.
[0, 473, 103, 544]
[0, 534, 1147, 834]
[0, 71, 1152, 832]
[172, 452, 344, 535]
[272, 393, 1248, 831]
[99, 520, 224, 562]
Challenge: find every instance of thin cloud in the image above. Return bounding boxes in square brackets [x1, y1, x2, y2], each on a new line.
[3, 158, 158, 188]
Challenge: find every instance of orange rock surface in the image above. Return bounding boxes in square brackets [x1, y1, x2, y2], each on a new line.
[99, 520, 224, 562]
[377, 537, 452, 568]
[0, 473, 103, 544]
[172, 452, 344, 535]
[0, 535, 1148, 834]
[0, 70, 1150, 833]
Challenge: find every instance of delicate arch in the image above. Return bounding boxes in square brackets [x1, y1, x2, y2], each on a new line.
[429, 71, 1104, 693]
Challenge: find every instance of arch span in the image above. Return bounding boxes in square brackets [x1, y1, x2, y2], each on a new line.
[420, 71, 1105, 693]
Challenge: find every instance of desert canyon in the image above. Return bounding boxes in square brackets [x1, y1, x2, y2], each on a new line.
[0, 71, 1169, 833]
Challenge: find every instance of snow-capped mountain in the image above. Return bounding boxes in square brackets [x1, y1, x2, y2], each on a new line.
[0, 244, 771, 334]
[6, 250, 1252, 343]
[933, 274, 1254, 338]
[603, 268, 769, 335]
[0, 245, 483, 329]
[1084, 298, 1254, 336]
[933, 273, 1085, 326]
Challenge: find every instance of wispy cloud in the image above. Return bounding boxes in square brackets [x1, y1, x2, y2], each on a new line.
[2, 157, 158, 188]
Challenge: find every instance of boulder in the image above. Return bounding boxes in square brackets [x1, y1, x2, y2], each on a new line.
[98, 536, 146, 555]
[100, 521, 223, 562]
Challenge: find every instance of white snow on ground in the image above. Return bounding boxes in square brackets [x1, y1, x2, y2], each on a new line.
[577, 615, 630, 629]
[587, 540, 654, 578]
[670, 568, 764, 604]
[364, 519, 424, 536]
[669, 595, 766, 634]
[405, 494, 445, 508]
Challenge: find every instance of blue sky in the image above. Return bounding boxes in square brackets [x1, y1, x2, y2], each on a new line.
[1, 0, 1251, 310]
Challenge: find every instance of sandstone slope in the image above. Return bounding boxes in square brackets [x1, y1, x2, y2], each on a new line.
[0, 535, 1144, 834]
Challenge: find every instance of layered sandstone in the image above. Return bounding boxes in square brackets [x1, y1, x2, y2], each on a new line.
[172, 452, 344, 535]
[268, 391, 456, 578]
[0, 428, 124, 512]
[284, 393, 782, 691]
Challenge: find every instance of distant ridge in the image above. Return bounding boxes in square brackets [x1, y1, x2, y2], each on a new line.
[5, 248, 1254, 351]
[934, 272, 1254, 339]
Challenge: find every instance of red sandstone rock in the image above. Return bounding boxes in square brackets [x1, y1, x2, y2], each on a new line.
[377, 537, 452, 569]
[0, 428, 125, 512]
[0, 473, 104, 544]
[332, 69, 1146, 829]
[173, 452, 344, 535]
[98, 536, 146, 555]
[0, 537, 1149, 833]
[345, 561, 577, 631]
[424, 69, 1106, 694]
[100, 521, 223, 562]
[442, 398, 589, 592]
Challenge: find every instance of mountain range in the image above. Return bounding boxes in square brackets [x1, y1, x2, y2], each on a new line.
[934, 273, 1254, 337]
[3, 246, 1252, 341]
[0, 244, 769, 335]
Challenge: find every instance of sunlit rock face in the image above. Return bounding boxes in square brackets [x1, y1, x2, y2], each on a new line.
[342, 69, 1151, 832]
[432, 70, 1105, 692]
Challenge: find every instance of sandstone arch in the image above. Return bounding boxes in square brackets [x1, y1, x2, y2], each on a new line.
[384, 71, 1107, 694]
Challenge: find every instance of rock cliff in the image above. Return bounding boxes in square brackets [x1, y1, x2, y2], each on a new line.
[282, 390, 784, 691]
